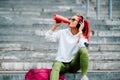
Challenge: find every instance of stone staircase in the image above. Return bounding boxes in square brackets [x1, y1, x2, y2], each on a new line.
[0, 0, 120, 80]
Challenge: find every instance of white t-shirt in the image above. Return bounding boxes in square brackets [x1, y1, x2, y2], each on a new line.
[45, 28, 88, 62]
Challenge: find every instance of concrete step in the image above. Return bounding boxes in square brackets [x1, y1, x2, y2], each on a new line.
[0, 51, 120, 61]
[0, 0, 120, 20]
[0, 23, 120, 32]
[0, 13, 120, 25]
[90, 30, 120, 37]
[89, 19, 120, 25]
[90, 24, 120, 31]
[0, 35, 119, 44]
[0, 23, 119, 52]
[0, 28, 120, 37]
[0, 50, 120, 70]
[0, 7, 78, 18]
[0, 1, 82, 13]
[0, 17, 54, 25]
[0, 61, 120, 71]
[0, 70, 120, 80]
[0, 37, 119, 51]
[112, 0, 120, 7]
[0, 4, 81, 11]
[90, 36, 120, 44]
[0, 0, 78, 6]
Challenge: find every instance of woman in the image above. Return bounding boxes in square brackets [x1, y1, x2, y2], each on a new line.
[45, 15, 89, 80]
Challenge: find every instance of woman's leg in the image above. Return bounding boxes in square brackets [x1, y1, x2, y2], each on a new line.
[50, 61, 68, 80]
[70, 48, 89, 75]
[79, 48, 89, 75]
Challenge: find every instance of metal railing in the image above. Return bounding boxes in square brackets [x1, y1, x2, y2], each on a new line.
[85, 0, 112, 19]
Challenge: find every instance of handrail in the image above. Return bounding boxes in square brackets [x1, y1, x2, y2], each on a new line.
[85, 0, 112, 19]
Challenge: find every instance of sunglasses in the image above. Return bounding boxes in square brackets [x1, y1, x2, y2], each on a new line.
[69, 18, 79, 22]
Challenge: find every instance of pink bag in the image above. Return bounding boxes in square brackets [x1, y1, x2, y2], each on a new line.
[25, 68, 67, 80]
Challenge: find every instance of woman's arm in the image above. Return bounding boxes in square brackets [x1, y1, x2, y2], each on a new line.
[78, 21, 89, 48]
[45, 22, 61, 42]
[51, 22, 61, 31]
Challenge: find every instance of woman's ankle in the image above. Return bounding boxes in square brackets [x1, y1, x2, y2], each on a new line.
[82, 74, 87, 78]
[81, 75, 89, 80]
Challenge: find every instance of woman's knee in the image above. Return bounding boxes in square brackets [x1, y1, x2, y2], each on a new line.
[78, 48, 88, 56]
[52, 61, 63, 71]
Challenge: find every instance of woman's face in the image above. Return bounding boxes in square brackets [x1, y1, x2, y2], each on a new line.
[68, 15, 79, 29]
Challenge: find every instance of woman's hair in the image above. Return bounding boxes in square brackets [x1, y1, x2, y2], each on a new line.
[76, 14, 90, 40]
[76, 15, 84, 22]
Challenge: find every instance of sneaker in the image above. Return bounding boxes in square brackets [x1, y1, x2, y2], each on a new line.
[81, 76, 89, 80]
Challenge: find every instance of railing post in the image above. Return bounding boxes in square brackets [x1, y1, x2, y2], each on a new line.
[86, 0, 89, 16]
[108, 0, 112, 19]
[96, 0, 100, 19]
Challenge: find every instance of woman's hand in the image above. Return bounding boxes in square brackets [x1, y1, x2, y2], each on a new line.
[78, 21, 85, 42]
[51, 22, 62, 31]
[79, 21, 84, 32]
[54, 21, 62, 27]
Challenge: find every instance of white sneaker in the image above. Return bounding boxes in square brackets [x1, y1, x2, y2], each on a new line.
[81, 76, 89, 80]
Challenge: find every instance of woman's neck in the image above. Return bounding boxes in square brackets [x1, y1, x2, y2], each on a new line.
[70, 28, 79, 35]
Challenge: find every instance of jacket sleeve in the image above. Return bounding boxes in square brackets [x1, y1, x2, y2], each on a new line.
[45, 30, 60, 42]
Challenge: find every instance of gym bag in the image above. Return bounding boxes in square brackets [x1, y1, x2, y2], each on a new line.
[25, 68, 67, 80]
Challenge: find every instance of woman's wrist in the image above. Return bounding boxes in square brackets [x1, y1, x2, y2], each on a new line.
[78, 31, 82, 34]
[51, 24, 58, 31]
[51, 23, 61, 31]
